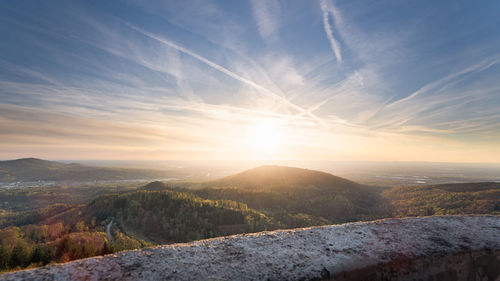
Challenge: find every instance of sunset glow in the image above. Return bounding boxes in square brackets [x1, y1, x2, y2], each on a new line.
[248, 119, 282, 154]
[1, 1, 499, 162]
[1, 1, 500, 275]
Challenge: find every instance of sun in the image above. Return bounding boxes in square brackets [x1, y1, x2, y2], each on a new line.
[247, 118, 283, 155]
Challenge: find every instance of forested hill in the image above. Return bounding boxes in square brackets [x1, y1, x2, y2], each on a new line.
[206, 165, 361, 192]
[0, 158, 176, 182]
[83, 190, 274, 244]
[1, 165, 499, 273]
[384, 182, 500, 216]
[183, 166, 392, 225]
[0, 188, 275, 272]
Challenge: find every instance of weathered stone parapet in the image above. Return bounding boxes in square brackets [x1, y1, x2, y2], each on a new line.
[331, 250, 500, 281]
[1, 215, 499, 281]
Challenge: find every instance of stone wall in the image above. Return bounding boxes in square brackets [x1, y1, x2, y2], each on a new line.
[331, 250, 500, 281]
[2, 215, 499, 281]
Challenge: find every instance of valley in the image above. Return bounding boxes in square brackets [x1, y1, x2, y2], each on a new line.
[0, 158, 186, 189]
[0, 159, 499, 273]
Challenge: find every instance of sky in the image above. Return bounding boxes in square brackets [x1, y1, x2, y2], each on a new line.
[1, 0, 500, 162]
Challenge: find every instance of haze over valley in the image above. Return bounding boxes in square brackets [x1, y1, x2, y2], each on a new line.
[1, 0, 499, 279]
[2, 158, 500, 189]
[0, 159, 499, 273]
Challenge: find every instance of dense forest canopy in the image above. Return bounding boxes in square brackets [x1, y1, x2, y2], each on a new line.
[0, 166, 499, 273]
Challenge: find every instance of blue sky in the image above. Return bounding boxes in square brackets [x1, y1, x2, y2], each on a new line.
[1, 0, 500, 161]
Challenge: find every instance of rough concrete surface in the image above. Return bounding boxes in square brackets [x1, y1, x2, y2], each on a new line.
[1, 215, 499, 281]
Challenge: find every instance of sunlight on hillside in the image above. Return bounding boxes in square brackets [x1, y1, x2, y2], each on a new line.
[1, 0, 500, 278]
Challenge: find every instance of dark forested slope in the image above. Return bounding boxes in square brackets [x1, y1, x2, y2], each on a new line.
[84, 190, 274, 244]
[1, 165, 499, 273]
[189, 166, 392, 224]
[384, 182, 500, 216]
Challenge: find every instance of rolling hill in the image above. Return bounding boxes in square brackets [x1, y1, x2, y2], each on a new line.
[82, 190, 274, 244]
[0, 164, 499, 273]
[187, 166, 392, 224]
[60, 166, 391, 246]
[206, 165, 361, 192]
[384, 181, 500, 216]
[0, 158, 178, 183]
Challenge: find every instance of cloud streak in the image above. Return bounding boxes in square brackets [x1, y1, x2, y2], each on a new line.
[2, 1, 500, 162]
[363, 55, 500, 133]
[251, 0, 280, 40]
[320, 0, 342, 62]
[385, 55, 500, 108]
[123, 22, 322, 124]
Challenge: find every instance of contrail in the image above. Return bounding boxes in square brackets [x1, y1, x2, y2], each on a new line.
[124, 22, 322, 123]
[386, 55, 500, 108]
[320, 0, 342, 63]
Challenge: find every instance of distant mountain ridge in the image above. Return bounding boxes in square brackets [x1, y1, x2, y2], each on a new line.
[430, 182, 500, 192]
[0, 158, 178, 183]
[1, 158, 69, 168]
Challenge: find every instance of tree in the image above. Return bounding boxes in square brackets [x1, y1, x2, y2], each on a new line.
[0, 245, 10, 270]
[101, 241, 112, 255]
[31, 244, 54, 265]
[74, 221, 87, 232]
[10, 241, 30, 268]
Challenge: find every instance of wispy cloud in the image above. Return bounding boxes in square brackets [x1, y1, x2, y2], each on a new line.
[2, 0, 500, 162]
[123, 22, 322, 123]
[320, 0, 342, 62]
[365, 55, 500, 133]
[250, 0, 280, 40]
[385, 55, 500, 108]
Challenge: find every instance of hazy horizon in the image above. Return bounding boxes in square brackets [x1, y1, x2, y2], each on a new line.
[2, 1, 500, 162]
[4, 157, 500, 166]
[2, 2, 500, 275]
[3, 157, 500, 187]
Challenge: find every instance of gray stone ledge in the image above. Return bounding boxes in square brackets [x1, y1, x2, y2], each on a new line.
[1, 215, 499, 281]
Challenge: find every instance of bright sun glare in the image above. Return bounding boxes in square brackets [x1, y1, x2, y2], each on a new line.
[247, 119, 283, 155]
